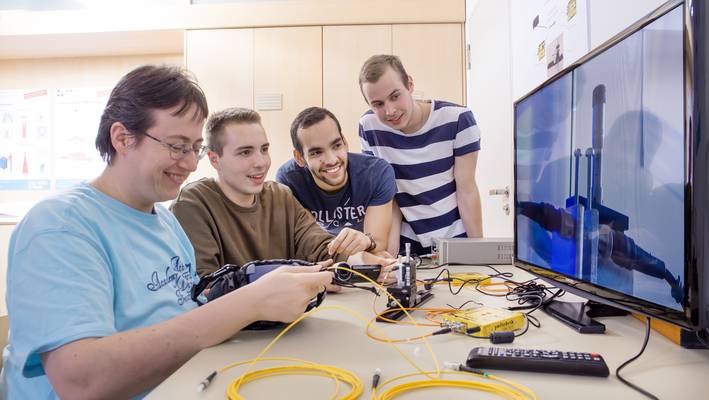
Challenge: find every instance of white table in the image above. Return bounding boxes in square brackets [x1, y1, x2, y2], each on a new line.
[147, 265, 709, 399]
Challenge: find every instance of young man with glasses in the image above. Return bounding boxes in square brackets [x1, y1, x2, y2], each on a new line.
[2, 65, 333, 399]
[170, 107, 394, 279]
[140, 129, 209, 160]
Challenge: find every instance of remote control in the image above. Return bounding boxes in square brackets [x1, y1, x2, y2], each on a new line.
[466, 346, 610, 377]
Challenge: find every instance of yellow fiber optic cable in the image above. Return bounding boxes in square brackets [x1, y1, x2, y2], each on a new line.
[372, 370, 538, 400]
[219, 357, 362, 400]
[204, 266, 536, 400]
[213, 265, 444, 398]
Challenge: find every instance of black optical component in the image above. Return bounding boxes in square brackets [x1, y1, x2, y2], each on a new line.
[191, 259, 325, 330]
[333, 262, 381, 284]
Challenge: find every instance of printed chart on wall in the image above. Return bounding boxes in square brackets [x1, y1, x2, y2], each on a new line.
[0, 89, 52, 190]
[511, 0, 589, 100]
[0, 88, 108, 192]
[54, 88, 109, 190]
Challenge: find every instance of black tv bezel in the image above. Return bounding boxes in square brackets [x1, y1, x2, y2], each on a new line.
[512, 0, 708, 330]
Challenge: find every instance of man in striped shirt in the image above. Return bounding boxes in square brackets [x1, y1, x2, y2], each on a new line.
[358, 54, 483, 255]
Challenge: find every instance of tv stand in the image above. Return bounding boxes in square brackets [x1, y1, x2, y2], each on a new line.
[542, 300, 628, 334]
[584, 300, 629, 318]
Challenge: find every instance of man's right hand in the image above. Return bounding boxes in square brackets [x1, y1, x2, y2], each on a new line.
[327, 228, 372, 256]
[246, 265, 333, 323]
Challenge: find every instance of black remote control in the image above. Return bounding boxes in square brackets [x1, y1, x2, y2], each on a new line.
[466, 346, 610, 377]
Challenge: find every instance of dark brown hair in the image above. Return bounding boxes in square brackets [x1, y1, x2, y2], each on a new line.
[290, 107, 342, 154]
[95, 64, 208, 165]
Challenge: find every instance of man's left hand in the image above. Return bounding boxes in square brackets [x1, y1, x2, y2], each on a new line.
[347, 251, 398, 284]
[316, 259, 341, 292]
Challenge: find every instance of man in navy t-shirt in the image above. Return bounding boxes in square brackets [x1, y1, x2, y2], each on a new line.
[277, 107, 397, 256]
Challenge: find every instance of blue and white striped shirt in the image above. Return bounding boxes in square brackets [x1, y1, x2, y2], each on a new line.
[358, 100, 481, 249]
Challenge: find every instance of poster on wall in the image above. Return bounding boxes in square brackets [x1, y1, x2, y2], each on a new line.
[54, 88, 109, 190]
[0, 89, 52, 191]
[511, 0, 589, 100]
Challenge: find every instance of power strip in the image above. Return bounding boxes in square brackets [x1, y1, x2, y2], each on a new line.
[433, 237, 513, 265]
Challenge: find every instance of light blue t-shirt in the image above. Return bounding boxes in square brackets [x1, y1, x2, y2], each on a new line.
[2, 182, 199, 399]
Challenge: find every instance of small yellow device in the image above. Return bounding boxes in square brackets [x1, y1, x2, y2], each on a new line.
[441, 306, 525, 337]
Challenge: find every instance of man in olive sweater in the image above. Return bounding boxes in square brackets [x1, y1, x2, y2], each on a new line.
[171, 107, 390, 277]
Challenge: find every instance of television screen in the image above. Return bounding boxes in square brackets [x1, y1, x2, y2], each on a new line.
[515, 5, 685, 312]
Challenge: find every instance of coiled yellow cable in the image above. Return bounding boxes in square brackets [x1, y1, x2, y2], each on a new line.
[373, 370, 538, 400]
[211, 266, 441, 399]
[221, 357, 363, 400]
[208, 265, 536, 400]
[218, 303, 440, 399]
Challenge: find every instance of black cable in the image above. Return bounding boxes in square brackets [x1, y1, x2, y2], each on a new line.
[526, 314, 540, 328]
[420, 267, 554, 339]
[695, 328, 709, 348]
[615, 317, 659, 400]
[481, 264, 505, 275]
[513, 295, 543, 337]
[334, 281, 380, 295]
[422, 268, 522, 297]
[417, 261, 447, 270]
[446, 299, 484, 309]
[422, 263, 511, 275]
[506, 282, 564, 312]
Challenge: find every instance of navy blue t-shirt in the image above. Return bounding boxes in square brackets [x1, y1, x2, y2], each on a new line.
[276, 152, 396, 235]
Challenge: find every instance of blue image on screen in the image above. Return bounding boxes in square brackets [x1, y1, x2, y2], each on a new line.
[515, 6, 684, 311]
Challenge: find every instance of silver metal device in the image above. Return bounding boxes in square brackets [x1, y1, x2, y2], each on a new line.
[433, 237, 514, 265]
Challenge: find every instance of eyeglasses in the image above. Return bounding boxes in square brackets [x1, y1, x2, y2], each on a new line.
[140, 130, 208, 161]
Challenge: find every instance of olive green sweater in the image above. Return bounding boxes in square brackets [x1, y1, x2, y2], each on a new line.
[170, 178, 344, 276]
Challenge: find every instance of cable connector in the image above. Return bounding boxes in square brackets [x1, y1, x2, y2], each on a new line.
[466, 326, 481, 335]
[432, 327, 452, 336]
[372, 368, 382, 389]
[443, 361, 462, 371]
[196, 371, 217, 392]
[444, 362, 487, 376]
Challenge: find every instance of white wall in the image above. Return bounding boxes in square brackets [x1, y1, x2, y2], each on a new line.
[0, 224, 12, 315]
[466, 0, 672, 237]
[466, 0, 514, 238]
[588, 0, 667, 48]
[510, 0, 590, 101]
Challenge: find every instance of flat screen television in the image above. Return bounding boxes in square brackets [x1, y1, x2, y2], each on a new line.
[513, 0, 708, 332]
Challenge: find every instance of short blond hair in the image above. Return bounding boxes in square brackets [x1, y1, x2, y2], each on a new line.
[205, 107, 262, 156]
[358, 54, 410, 101]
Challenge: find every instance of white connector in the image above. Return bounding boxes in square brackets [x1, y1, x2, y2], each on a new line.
[196, 371, 217, 392]
[443, 361, 462, 371]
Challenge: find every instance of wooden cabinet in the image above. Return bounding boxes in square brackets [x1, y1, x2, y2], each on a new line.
[185, 23, 464, 181]
[186, 27, 322, 180]
[254, 27, 322, 178]
[393, 24, 465, 105]
[323, 25, 392, 152]
[185, 29, 254, 180]
[322, 23, 465, 153]
[185, 29, 254, 113]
